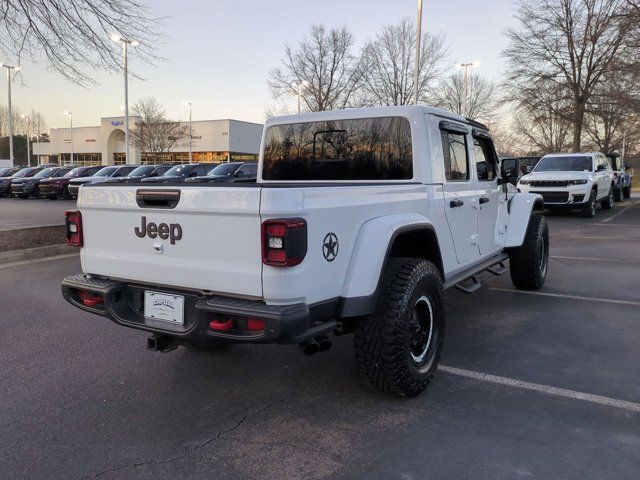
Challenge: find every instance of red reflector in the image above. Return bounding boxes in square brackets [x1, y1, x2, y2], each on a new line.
[246, 317, 266, 331]
[209, 318, 234, 331]
[267, 224, 286, 237]
[78, 290, 103, 307]
[267, 249, 287, 263]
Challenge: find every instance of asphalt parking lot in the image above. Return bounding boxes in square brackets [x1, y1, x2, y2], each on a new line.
[1, 198, 639, 479]
[0, 197, 75, 231]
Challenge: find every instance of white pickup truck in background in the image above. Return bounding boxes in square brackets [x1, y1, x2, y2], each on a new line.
[62, 106, 548, 397]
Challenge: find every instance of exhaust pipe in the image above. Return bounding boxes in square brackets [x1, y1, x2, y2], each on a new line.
[299, 338, 320, 355]
[316, 334, 332, 352]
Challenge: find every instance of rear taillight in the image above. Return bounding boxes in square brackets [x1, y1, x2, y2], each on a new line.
[262, 218, 307, 267]
[65, 210, 83, 247]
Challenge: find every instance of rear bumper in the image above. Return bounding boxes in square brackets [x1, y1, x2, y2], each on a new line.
[61, 274, 335, 345]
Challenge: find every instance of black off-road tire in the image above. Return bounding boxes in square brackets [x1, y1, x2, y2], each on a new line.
[582, 189, 597, 218]
[353, 258, 445, 397]
[509, 214, 549, 290]
[623, 186, 631, 200]
[601, 186, 614, 210]
[613, 186, 622, 202]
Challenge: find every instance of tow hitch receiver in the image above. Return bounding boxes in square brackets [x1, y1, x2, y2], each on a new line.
[147, 334, 179, 353]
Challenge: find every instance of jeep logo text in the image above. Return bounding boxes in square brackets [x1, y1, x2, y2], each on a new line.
[135, 216, 183, 244]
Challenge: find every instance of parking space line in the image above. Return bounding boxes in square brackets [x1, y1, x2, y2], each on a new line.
[601, 207, 632, 223]
[0, 253, 79, 270]
[440, 365, 640, 413]
[550, 255, 640, 264]
[490, 287, 640, 307]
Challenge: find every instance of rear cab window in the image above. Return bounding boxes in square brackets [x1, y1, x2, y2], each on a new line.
[439, 123, 469, 181]
[262, 116, 413, 181]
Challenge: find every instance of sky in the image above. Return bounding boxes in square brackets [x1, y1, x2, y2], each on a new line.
[11, 0, 518, 130]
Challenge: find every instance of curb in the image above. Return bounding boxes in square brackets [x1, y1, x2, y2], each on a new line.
[0, 244, 78, 265]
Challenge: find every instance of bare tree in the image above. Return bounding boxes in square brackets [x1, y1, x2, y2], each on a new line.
[0, 107, 47, 138]
[511, 81, 574, 154]
[359, 18, 450, 106]
[432, 72, 498, 120]
[130, 97, 189, 161]
[268, 24, 363, 111]
[0, 0, 164, 86]
[504, 0, 639, 151]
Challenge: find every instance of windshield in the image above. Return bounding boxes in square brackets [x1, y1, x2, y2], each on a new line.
[13, 168, 35, 178]
[34, 167, 57, 178]
[208, 163, 239, 176]
[53, 168, 71, 178]
[164, 164, 192, 176]
[0, 168, 10, 176]
[94, 166, 118, 177]
[534, 156, 592, 172]
[152, 165, 171, 176]
[128, 165, 155, 177]
[65, 168, 80, 177]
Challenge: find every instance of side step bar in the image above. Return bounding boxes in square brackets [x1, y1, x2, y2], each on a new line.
[444, 253, 509, 293]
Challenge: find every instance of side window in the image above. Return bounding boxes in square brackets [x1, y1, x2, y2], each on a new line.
[196, 165, 210, 176]
[473, 136, 497, 181]
[440, 129, 469, 181]
[237, 165, 249, 175]
[248, 164, 258, 175]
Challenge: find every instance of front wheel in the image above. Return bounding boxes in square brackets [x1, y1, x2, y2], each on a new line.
[508, 214, 549, 290]
[354, 258, 445, 397]
[582, 190, 597, 218]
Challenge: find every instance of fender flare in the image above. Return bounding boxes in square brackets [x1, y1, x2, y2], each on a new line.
[505, 193, 544, 248]
[338, 214, 440, 318]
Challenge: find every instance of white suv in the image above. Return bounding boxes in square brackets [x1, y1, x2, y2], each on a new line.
[517, 152, 615, 217]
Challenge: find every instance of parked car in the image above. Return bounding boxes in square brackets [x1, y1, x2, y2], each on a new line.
[39, 165, 102, 200]
[604, 152, 633, 201]
[140, 163, 215, 184]
[68, 165, 139, 198]
[11, 166, 74, 199]
[185, 162, 258, 184]
[517, 152, 615, 217]
[61, 105, 548, 398]
[500, 156, 541, 180]
[0, 165, 57, 197]
[101, 164, 174, 184]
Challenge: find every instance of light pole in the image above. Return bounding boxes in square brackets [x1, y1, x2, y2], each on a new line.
[184, 100, 192, 164]
[64, 111, 73, 164]
[1, 63, 20, 167]
[110, 33, 139, 164]
[414, 0, 423, 105]
[291, 81, 309, 114]
[21, 115, 31, 166]
[457, 61, 479, 117]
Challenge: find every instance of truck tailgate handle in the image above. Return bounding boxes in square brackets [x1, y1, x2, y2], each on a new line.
[136, 189, 181, 209]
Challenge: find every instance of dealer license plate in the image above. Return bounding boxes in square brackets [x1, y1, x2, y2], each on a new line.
[144, 291, 185, 325]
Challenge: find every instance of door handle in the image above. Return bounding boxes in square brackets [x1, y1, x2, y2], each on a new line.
[479, 196, 490, 204]
[449, 199, 464, 208]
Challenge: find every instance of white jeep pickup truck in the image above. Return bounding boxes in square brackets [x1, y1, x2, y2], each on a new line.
[62, 106, 548, 397]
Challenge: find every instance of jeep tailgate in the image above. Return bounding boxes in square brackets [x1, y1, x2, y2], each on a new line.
[78, 185, 263, 297]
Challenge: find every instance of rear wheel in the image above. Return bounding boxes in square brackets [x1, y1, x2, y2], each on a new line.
[582, 190, 597, 218]
[613, 186, 622, 202]
[509, 214, 549, 290]
[623, 186, 631, 199]
[354, 258, 445, 397]
[601, 187, 614, 210]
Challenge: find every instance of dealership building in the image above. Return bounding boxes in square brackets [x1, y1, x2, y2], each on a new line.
[32, 116, 263, 166]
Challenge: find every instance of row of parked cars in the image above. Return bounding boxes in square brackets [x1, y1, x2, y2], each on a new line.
[0, 161, 258, 200]
[511, 152, 634, 218]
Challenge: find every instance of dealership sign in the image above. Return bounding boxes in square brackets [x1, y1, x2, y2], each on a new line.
[111, 120, 124, 126]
